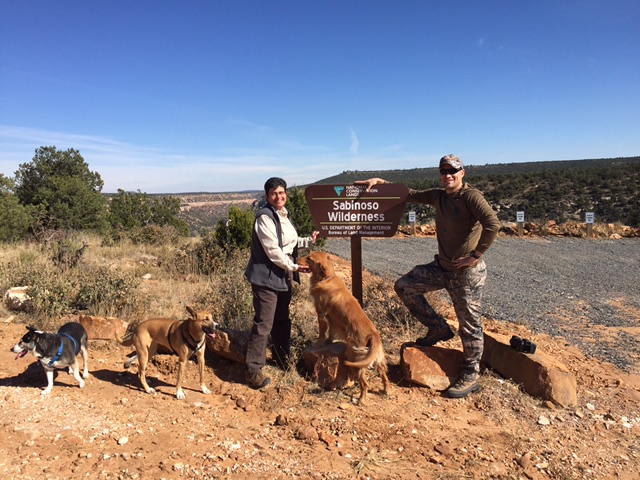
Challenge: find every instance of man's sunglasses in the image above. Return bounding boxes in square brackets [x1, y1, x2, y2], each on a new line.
[439, 168, 461, 176]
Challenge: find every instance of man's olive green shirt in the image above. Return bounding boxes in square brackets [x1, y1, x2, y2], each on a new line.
[408, 183, 500, 271]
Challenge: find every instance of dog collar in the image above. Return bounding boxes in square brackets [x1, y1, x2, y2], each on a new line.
[48, 333, 77, 367]
[182, 328, 205, 353]
[167, 322, 205, 355]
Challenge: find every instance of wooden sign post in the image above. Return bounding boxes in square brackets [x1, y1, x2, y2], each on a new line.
[305, 183, 409, 304]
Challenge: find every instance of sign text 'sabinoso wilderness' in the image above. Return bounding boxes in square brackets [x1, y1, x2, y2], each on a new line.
[304, 184, 409, 237]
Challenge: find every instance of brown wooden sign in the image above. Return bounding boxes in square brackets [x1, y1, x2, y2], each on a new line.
[304, 183, 409, 238]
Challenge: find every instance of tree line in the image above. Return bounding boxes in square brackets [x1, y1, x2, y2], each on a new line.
[2, 147, 638, 246]
[0, 146, 317, 246]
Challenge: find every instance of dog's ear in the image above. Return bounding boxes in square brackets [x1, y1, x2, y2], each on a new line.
[314, 257, 330, 277]
[27, 325, 36, 333]
[185, 305, 196, 319]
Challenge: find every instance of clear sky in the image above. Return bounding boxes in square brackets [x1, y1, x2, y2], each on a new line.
[1, 1, 638, 193]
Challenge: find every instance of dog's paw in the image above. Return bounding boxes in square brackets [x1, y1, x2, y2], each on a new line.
[176, 389, 186, 400]
[145, 387, 157, 395]
[82, 371, 89, 379]
[78, 380, 86, 389]
[41, 388, 52, 395]
[201, 385, 211, 395]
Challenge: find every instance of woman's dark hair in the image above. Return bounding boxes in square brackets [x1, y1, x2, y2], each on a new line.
[264, 177, 287, 194]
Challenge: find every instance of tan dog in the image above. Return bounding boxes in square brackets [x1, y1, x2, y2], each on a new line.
[298, 251, 390, 404]
[117, 305, 218, 399]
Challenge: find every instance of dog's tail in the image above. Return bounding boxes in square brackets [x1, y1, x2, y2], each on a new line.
[115, 323, 136, 346]
[343, 334, 384, 368]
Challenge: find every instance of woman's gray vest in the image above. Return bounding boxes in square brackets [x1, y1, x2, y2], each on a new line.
[244, 204, 299, 291]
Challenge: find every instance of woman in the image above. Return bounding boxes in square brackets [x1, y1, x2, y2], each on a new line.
[244, 177, 318, 389]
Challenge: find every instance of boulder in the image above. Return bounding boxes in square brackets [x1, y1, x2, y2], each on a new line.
[78, 314, 128, 340]
[302, 342, 356, 390]
[482, 331, 577, 407]
[206, 328, 249, 364]
[4, 286, 32, 311]
[399, 332, 577, 407]
[400, 344, 464, 390]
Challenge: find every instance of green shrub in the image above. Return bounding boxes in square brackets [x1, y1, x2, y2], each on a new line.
[214, 205, 254, 249]
[195, 249, 252, 329]
[73, 266, 145, 318]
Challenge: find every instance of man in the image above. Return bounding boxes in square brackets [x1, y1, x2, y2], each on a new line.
[357, 154, 500, 398]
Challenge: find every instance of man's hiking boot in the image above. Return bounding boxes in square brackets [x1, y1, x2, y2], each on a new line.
[445, 372, 480, 398]
[415, 326, 455, 347]
[245, 369, 271, 390]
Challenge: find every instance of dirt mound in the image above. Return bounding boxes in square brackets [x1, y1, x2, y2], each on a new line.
[2, 304, 639, 480]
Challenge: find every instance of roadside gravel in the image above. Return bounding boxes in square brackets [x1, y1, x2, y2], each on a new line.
[325, 236, 640, 372]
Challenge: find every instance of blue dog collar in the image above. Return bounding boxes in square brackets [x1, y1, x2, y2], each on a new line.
[48, 333, 78, 367]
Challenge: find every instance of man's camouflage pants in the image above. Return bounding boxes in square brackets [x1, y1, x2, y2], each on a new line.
[394, 258, 487, 374]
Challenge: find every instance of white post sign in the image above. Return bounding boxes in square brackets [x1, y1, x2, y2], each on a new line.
[516, 211, 525, 236]
[585, 212, 595, 237]
[408, 210, 416, 235]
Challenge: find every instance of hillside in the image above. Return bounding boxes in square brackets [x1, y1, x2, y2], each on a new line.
[175, 157, 640, 231]
[177, 192, 260, 233]
[315, 156, 640, 185]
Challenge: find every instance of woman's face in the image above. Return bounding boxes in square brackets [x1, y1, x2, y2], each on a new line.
[267, 186, 287, 210]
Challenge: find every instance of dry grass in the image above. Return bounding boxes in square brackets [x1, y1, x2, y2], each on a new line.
[0, 233, 442, 377]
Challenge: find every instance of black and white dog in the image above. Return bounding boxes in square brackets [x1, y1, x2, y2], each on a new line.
[12, 323, 89, 395]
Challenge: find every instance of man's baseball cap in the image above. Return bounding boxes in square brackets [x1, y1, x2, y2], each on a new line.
[439, 154, 464, 170]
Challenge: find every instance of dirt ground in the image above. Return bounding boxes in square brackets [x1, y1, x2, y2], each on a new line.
[1, 264, 640, 479]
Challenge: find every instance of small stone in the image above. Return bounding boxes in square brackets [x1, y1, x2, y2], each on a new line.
[274, 414, 288, 426]
[537, 415, 551, 425]
[517, 452, 532, 469]
[118, 437, 129, 446]
[296, 427, 319, 441]
[488, 461, 507, 476]
[434, 443, 453, 456]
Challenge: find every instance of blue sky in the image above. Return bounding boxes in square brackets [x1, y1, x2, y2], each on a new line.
[1, 1, 638, 193]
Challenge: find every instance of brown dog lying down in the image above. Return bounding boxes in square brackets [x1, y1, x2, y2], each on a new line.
[117, 305, 218, 399]
[298, 251, 390, 404]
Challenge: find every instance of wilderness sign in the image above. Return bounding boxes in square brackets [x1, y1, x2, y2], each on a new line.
[304, 184, 409, 237]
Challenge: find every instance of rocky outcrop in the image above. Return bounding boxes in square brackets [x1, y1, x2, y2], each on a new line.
[399, 331, 577, 407]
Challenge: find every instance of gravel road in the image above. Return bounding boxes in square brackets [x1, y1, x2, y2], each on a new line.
[325, 236, 640, 372]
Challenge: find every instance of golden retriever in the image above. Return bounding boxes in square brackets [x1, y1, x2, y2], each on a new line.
[117, 305, 218, 399]
[298, 251, 389, 404]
